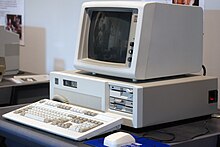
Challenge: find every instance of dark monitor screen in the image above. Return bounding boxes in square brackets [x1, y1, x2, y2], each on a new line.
[88, 10, 132, 63]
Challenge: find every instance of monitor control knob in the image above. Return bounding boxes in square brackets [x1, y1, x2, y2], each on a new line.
[129, 49, 133, 54]
[130, 42, 134, 47]
[127, 57, 132, 62]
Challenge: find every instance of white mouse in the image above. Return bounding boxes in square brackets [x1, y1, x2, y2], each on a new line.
[104, 132, 135, 147]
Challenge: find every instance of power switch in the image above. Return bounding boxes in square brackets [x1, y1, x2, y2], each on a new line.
[209, 90, 218, 103]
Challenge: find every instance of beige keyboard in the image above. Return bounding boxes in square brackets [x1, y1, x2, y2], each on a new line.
[3, 99, 123, 141]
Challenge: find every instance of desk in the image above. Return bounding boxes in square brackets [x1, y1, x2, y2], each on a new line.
[0, 105, 220, 147]
[0, 71, 49, 106]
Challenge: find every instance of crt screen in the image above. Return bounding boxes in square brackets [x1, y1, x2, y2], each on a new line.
[88, 11, 132, 63]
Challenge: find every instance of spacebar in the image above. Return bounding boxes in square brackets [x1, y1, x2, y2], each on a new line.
[25, 114, 45, 122]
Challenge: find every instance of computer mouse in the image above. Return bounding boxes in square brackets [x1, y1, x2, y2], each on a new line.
[52, 94, 69, 103]
[103, 132, 135, 147]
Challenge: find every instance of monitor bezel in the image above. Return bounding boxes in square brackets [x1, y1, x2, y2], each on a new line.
[77, 7, 138, 68]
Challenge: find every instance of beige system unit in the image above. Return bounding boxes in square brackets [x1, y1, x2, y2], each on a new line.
[50, 70, 218, 128]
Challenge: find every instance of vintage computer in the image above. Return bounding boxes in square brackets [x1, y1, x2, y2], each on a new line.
[3, 1, 218, 141]
[0, 26, 20, 75]
[0, 57, 6, 82]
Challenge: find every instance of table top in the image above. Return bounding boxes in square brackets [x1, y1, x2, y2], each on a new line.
[1, 104, 220, 147]
[0, 71, 49, 88]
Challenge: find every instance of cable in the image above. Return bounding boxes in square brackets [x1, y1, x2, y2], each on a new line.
[142, 120, 210, 143]
[191, 120, 209, 139]
[202, 65, 206, 76]
[171, 120, 210, 143]
[142, 130, 176, 142]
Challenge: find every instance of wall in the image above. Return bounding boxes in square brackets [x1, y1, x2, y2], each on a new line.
[20, 0, 86, 74]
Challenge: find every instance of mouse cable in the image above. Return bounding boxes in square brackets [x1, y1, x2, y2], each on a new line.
[190, 120, 209, 139]
[142, 130, 176, 142]
[142, 120, 210, 143]
[169, 120, 210, 143]
[171, 120, 210, 143]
